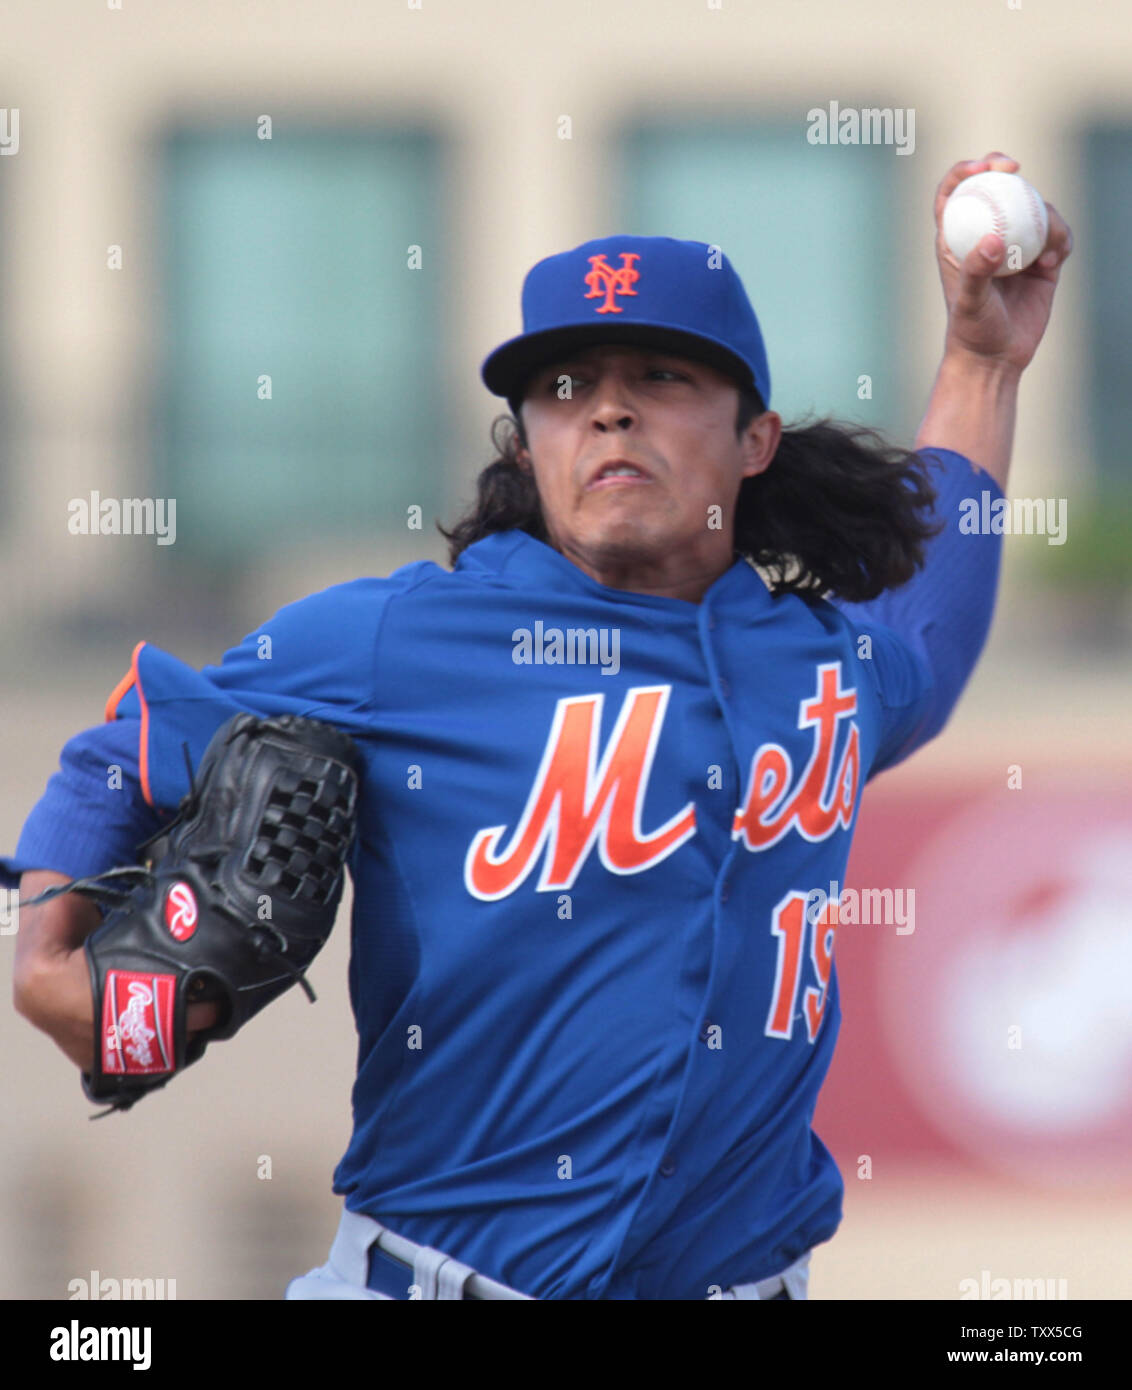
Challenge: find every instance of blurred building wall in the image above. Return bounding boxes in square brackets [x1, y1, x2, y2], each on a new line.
[0, 0, 1129, 1300]
[0, 0, 1127, 639]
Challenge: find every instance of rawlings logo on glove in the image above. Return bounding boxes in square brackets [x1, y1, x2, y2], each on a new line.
[102, 972, 176, 1074]
[163, 883, 199, 941]
[25, 713, 362, 1114]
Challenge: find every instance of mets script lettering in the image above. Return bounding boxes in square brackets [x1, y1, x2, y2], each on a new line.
[732, 663, 860, 851]
[464, 665, 861, 902]
[465, 686, 694, 900]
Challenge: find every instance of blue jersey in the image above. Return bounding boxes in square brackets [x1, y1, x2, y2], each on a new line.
[3, 448, 1002, 1299]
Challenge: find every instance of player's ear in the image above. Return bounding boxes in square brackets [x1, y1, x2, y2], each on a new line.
[740, 411, 781, 479]
[512, 410, 532, 469]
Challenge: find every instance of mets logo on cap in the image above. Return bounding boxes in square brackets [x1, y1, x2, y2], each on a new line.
[584, 252, 641, 314]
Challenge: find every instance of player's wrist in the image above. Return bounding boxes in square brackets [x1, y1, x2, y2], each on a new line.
[938, 342, 1025, 386]
[12, 946, 96, 1070]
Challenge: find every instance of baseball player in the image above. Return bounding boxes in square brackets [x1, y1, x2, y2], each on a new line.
[9, 153, 1071, 1300]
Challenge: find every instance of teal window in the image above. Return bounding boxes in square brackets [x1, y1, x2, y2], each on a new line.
[155, 127, 446, 566]
[615, 119, 905, 435]
[1083, 126, 1132, 489]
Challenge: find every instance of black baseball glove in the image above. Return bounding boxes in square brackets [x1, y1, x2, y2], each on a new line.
[24, 712, 361, 1114]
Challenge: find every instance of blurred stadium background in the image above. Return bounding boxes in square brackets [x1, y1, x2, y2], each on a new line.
[1, 0, 1129, 1300]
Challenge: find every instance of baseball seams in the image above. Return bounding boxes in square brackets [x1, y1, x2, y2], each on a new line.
[950, 181, 1046, 262]
[1021, 179, 1047, 243]
[960, 186, 1008, 242]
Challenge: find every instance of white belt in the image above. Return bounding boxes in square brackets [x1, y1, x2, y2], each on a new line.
[720, 1251, 811, 1300]
[286, 1206, 531, 1300]
[286, 1205, 809, 1301]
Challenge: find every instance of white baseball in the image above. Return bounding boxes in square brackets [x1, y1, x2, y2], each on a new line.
[942, 171, 1049, 277]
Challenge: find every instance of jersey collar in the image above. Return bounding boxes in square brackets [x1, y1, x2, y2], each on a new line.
[456, 529, 774, 616]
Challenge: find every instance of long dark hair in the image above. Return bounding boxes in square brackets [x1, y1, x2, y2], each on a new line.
[438, 388, 942, 602]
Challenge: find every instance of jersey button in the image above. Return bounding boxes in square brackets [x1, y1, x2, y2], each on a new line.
[659, 1156, 677, 1178]
[719, 678, 731, 699]
[720, 882, 730, 903]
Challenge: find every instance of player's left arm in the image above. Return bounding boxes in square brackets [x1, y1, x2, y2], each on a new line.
[9, 579, 388, 1083]
[913, 151, 1073, 491]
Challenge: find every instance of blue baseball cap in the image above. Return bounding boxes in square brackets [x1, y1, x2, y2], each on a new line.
[480, 234, 771, 417]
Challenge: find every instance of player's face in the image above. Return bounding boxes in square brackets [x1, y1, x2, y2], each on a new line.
[516, 344, 781, 602]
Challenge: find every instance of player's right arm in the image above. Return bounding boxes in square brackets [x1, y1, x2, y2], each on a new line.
[831, 154, 1073, 777]
[915, 153, 1071, 492]
[830, 445, 1004, 776]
